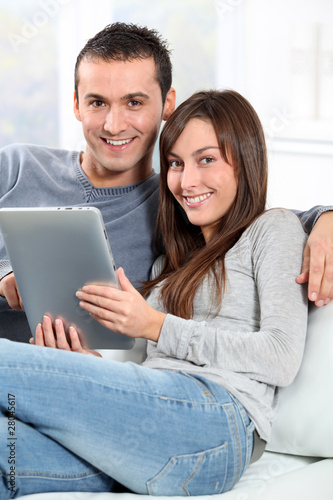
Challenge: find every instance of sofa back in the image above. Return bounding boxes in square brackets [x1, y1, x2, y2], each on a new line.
[267, 301, 333, 457]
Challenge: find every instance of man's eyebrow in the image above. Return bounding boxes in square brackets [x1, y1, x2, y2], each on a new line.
[83, 92, 150, 101]
[121, 92, 150, 100]
[84, 93, 105, 101]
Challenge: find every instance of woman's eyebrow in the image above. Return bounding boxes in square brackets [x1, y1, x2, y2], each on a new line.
[168, 147, 219, 158]
[192, 146, 219, 156]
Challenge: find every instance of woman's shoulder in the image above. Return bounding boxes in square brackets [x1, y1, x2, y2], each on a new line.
[243, 208, 306, 247]
[250, 208, 304, 233]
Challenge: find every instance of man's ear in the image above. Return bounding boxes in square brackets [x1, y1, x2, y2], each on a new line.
[74, 91, 82, 122]
[162, 87, 176, 121]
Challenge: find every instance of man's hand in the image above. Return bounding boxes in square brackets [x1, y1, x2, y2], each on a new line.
[297, 212, 333, 306]
[0, 272, 24, 310]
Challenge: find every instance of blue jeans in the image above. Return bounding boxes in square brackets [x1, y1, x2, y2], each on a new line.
[0, 339, 254, 498]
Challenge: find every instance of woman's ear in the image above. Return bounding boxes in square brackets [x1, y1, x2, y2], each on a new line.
[162, 87, 176, 121]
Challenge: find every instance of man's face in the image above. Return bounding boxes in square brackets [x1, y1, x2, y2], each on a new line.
[74, 57, 175, 186]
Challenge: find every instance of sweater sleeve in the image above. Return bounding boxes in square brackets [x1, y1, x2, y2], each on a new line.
[156, 210, 308, 388]
[0, 147, 17, 283]
[292, 205, 333, 233]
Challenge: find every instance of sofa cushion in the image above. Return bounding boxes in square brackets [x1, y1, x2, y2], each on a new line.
[267, 301, 333, 457]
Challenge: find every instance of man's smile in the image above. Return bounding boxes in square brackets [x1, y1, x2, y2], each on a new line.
[102, 137, 135, 146]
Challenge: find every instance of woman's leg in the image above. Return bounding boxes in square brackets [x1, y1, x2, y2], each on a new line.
[0, 415, 117, 499]
[0, 339, 254, 497]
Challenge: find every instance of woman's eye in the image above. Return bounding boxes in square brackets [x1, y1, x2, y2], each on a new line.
[169, 160, 183, 168]
[200, 157, 214, 165]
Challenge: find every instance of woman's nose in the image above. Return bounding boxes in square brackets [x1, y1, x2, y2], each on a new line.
[180, 165, 199, 191]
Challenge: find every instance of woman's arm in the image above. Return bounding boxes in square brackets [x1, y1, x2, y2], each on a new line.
[154, 210, 309, 388]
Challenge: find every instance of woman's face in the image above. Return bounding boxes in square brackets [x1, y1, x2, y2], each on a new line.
[166, 118, 238, 243]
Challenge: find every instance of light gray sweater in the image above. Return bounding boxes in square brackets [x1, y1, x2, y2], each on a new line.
[143, 209, 308, 441]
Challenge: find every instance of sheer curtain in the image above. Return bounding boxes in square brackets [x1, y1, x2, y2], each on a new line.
[0, 0, 217, 152]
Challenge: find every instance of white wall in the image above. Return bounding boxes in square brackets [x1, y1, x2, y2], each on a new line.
[1, 0, 332, 211]
[216, 0, 333, 210]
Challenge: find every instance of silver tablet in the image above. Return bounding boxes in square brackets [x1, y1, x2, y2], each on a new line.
[0, 207, 134, 350]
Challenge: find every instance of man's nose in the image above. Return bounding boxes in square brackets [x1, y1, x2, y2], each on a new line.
[104, 107, 127, 136]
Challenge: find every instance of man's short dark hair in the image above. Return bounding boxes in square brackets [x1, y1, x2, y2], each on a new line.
[75, 22, 172, 104]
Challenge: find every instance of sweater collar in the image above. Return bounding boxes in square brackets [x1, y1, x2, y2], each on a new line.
[72, 151, 155, 200]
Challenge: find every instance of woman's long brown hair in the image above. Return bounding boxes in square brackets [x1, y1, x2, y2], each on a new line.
[142, 90, 268, 319]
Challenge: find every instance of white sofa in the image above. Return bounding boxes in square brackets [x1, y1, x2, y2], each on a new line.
[21, 301, 333, 499]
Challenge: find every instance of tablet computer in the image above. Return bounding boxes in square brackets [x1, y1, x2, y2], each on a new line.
[0, 207, 134, 350]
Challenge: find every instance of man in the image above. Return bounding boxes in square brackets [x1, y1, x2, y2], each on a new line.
[0, 22, 332, 343]
[0, 23, 175, 342]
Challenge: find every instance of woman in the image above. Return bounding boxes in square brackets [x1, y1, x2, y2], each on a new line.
[0, 90, 308, 497]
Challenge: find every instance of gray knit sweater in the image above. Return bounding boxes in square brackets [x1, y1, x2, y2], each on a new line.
[0, 143, 160, 340]
[143, 209, 308, 442]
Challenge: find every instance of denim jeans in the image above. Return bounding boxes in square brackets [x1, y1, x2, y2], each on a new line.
[0, 339, 254, 498]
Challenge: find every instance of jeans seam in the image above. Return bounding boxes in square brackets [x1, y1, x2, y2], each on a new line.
[12, 471, 103, 479]
[182, 453, 204, 495]
[179, 372, 217, 403]
[224, 403, 242, 487]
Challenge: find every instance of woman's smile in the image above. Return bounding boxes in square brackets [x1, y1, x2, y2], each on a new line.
[183, 192, 213, 206]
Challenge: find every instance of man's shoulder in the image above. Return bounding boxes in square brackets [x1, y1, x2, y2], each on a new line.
[0, 144, 80, 175]
[0, 143, 77, 161]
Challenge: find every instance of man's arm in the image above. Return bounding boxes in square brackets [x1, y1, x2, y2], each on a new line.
[294, 207, 333, 306]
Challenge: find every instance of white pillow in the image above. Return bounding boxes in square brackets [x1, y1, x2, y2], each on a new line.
[267, 301, 333, 457]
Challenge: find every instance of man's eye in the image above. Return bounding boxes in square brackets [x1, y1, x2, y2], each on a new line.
[92, 100, 105, 107]
[128, 100, 141, 107]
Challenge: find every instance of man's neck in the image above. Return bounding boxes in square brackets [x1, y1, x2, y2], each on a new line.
[79, 152, 153, 188]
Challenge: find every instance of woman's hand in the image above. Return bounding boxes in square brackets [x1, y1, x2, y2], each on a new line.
[76, 267, 166, 342]
[30, 315, 102, 357]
